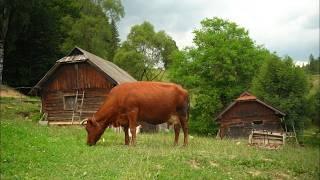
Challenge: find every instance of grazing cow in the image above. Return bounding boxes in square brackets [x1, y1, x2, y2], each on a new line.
[81, 81, 189, 146]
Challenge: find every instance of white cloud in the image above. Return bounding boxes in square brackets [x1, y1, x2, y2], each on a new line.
[119, 0, 319, 62]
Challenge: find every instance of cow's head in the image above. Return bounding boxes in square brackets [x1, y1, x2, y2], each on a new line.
[82, 118, 104, 146]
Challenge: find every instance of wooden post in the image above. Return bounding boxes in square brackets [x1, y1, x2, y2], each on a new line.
[216, 129, 220, 139]
[283, 118, 288, 134]
[291, 121, 299, 144]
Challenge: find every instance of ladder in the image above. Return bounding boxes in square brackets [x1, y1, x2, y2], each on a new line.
[71, 90, 85, 124]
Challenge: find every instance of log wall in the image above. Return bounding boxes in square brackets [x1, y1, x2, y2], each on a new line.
[219, 101, 283, 138]
[41, 62, 114, 122]
[44, 62, 114, 91]
[43, 88, 109, 122]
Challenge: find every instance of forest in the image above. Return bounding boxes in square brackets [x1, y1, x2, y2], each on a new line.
[1, 0, 319, 139]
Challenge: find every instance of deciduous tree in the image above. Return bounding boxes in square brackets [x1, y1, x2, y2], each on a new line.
[169, 17, 267, 135]
[251, 55, 309, 136]
[114, 21, 177, 80]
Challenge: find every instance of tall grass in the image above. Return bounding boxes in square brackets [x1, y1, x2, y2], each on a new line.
[1, 97, 319, 179]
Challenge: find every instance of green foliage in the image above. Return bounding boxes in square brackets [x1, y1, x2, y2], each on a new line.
[3, 0, 123, 88]
[304, 54, 320, 74]
[189, 91, 220, 135]
[61, 13, 112, 59]
[98, 0, 125, 22]
[114, 21, 177, 80]
[3, 0, 71, 87]
[169, 18, 267, 135]
[1, 97, 319, 179]
[109, 19, 121, 61]
[251, 55, 309, 136]
[307, 87, 320, 127]
[60, 0, 113, 59]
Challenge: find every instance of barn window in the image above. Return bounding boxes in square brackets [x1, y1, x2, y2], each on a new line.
[63, 95, 76, 110]
[252, 120, 263, 125]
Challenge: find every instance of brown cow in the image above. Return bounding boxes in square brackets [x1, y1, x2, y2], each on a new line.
[82, 81, 189, 146]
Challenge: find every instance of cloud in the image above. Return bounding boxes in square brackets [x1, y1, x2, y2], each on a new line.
[119, 0, 319, 62]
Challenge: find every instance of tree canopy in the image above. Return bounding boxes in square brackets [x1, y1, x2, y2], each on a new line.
[2, 0, 124, 88]
[304, 54, 320, 75]
[169, 17, 268, 134]
[114, 21, 177, 81]
[251, 55, 309, 136]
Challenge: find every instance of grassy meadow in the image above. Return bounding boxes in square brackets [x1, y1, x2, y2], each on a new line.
[1, 97, 319, 179]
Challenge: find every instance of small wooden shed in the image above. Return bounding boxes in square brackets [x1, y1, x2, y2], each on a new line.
[216, 92, 285, 138]
[31, 47, 136, 125]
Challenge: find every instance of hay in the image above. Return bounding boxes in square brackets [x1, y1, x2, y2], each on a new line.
[0, 85, 26, 98]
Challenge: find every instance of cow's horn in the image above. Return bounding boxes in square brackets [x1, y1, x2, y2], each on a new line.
[80, 118, 88, 125]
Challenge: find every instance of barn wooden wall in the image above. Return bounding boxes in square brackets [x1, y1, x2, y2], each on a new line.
[41, 62, 114, 122]
[219, 101, 283, 138]
[44, 62, 114, 91]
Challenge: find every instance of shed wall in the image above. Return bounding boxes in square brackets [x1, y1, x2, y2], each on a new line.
[43, 88, 109, 122]
[219, 101, 283, 138]
[41, 62, 114, 122]
[44, 62, 114, 91]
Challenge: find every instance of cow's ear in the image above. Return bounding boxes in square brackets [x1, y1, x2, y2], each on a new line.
[88, 119, 97, 127]
[88, 119, 93, 125]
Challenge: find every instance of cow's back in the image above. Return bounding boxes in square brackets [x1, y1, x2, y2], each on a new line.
[110, 82, 188, 124]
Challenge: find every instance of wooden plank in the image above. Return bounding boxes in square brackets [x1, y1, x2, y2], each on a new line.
[49, 121, 82, 125]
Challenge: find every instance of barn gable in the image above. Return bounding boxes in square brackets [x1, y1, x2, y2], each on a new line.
[216, 92, 285, 121]
[31, 47, 136, 93]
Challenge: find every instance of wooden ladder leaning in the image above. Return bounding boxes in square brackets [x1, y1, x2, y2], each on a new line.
[71, 90, 85, 125]
[285, 120, 299, 144]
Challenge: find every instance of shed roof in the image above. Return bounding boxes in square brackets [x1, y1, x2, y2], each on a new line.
[31, 47, 136, 92]
[215, 91, 285, 121]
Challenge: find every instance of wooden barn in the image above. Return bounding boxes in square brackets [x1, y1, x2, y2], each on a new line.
[216, 92, 285, 138]
[31, 47, 136, 125]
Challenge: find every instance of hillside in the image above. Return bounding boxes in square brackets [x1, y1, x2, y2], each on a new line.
[1, 97, 319, 179]
[310, 74, 320, 95]
[0, 85, 26, 98]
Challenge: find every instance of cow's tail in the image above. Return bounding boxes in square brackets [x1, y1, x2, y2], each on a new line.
[187, 95, 190, 121]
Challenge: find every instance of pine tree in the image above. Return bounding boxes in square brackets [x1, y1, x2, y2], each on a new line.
[109, 19, 120, 61]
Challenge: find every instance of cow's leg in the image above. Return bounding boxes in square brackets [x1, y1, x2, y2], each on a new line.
[123, 126, 130, 145]
[179, 116, 189, 146]
[127, 109, 138, 145]
[173, 124, 181, 146]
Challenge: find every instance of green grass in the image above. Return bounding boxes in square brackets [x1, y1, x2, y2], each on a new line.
[1, 97, 319, 179]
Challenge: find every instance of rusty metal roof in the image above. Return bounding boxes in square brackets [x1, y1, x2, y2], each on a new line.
[236, 91, 257, 101]
[31, 47, 136, 92]
[215, 91, 285, 121]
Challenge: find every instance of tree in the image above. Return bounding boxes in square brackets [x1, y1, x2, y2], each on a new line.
[305, 54, 320, 74]
[251, 55, 309, 137]
[98, 0, 124, 22]
[108, 19, 120, 60]
[1, 0, 36, 85]
[114, 21, 177, 80]
[3, 0, 120, 88]
[308, 88, 320, 127]
[169, 17, 267, 135]
[61, 14, 112, 59]
[93, 0, 124, 60]
[3, 0, 71, 88]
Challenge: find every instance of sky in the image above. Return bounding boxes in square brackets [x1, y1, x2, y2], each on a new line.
[118, 0, 319, 64]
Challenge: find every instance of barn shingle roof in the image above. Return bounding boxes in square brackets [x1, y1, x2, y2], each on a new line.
[31, 47, 136, 92]
[215, 91, 285, 121]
